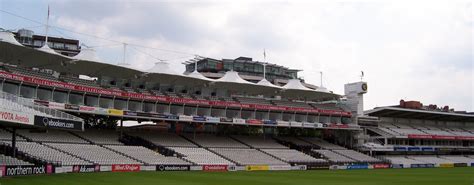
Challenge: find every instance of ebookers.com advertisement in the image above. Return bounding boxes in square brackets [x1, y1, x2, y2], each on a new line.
[156, 165, 190, 171]
[33, 116, 83, 131]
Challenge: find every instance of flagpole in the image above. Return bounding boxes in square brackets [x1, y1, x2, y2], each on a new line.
[44, 5, 50, 46]
[263, 49, 266, 80]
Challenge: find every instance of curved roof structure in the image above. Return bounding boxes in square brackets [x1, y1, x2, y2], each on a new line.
[0, 32, 340, 101]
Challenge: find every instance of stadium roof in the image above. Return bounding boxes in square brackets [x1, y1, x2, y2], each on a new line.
[365, 106, 474, 122]
[0, 31, 340, 101]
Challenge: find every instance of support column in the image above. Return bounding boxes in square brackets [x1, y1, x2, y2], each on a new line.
[11, 128, 16, 157]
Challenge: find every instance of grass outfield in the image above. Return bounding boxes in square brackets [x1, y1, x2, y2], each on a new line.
[1, 168, 473, 185]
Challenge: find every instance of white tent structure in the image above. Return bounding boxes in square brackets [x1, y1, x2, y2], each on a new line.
[72, 47, 100, 62]
[212, 71, 266, 94]
[281, 79, 338, 100]
[0, 31, 22, 46]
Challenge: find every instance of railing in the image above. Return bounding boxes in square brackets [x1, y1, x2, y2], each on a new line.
[0, 91, 83, 122]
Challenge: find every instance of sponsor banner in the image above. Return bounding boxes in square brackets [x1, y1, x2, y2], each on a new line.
[232, 118, 246, 124]
[34, 99, 49, 106]
[394, 147, 407, 151]
[290, 165, 307, 171]
[65, 104, 80, 110]
[276, 120, 290, 126]
[407, 147, 420, 151]
[302, 122, 316, 128]
[142, 166, 156, 171]
[245, 165, 269, 171]
[227, 165, 237, 172]
[234, 166, 246, 171]
[0, 108, 34, 125]
[192, 116, 206, 122]
[454, 136, 474, 140]
[347, 164, 369, 170]
[263, 120, 277, 125]
[167, 114, 179, 120]
[179, 115, 193, 121]
[306, 165, 329, 170]
[111, 164, 141, 172]
[328, 123, 349, 128]
[421, 147, 434, 151]
[290, 122, 303, 127]
[471, 163, 474, 167]
[72, 165, 100, 173]
[61, 166, 73, 173]
[190, 166, 203, 171]
[220, 117, 233, 123]
[453, 163, 467, 167]
[107, 109, 124, 116]
[123, 111, 138, 116]
[100, 166, 112, 172]
[439, 163, 454, 168]
[48, 102, 65, 110]
[0, 71, 352, 117]
[269, 165, 292, 171]
[246, 119, 263, 125]
[329, 165, 347, 170]
[95, 107, 109, 114]
[373, 164, 390, 169]
[205, 117, 220, 123]
[34, 115, 83, 131]
[0, 166, 4, 177]
[411, 164, 435, 168]
[78, 105, 96, 112]
[391, 164, 404, 169]
[3, 165, 52, 176]
[202, 165, 228, 172]
[156, 165, 190, 171]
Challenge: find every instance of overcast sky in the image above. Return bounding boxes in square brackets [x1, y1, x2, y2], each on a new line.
[1, 0, 472, 111]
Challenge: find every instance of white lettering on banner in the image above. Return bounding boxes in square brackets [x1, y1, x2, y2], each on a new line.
[48, 102, 65, 109]
[42, 118, 75, 129]
[232, 118, 246, 124]
[179, 115, 193, 121]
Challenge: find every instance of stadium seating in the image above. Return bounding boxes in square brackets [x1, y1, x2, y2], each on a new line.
[276, 137, 313, 148]
[0, 153, 33, 166]
[128, 132, 197, 147]
[45, 143, 139, 165]
[439, 155, 474, 163]
[382, 155, 425, 166]
[210, 148, 287, 165]
[234, 96, 274, 105]
[261, 149, 326, 164]
[407, 155, 454, 165]
[312, 149, 355, 163]
[75, 129, 122, 145]
[183, 134, 248, 148]
[272, 100, 312, 108]
[18, 130, 88, 144]
[0, 128, 26, 141]
[169, 147, 234, 165]
[105, 145, 190, 165]
[2, 141, 91, 165]
[301, 137, 346, 150]
[332, 150, 381, 163]
[60, 75, 100, 87]
[232, 135, 288, 149]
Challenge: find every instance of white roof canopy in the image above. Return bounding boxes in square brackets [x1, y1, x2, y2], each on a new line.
[256, 78, 281, 89]
[215, 71, 253, 84]
[72, 47, 100, 62]
[282, 79, 314, 91]
[186, 70, 215, 82]
[0, 31, 22, 46]
[145, 61, 182, 76]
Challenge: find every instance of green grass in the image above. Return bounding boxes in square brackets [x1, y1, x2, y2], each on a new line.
[1, 168, 473, 185]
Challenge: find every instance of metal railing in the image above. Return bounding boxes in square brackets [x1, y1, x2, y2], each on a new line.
[0, 91, 83, 122]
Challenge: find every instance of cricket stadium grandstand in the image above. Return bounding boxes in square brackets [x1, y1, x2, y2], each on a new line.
[0, 28, 472, 180]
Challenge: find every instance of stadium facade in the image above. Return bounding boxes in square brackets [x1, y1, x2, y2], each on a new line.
[0, 28, 472, 176]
